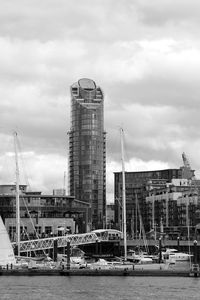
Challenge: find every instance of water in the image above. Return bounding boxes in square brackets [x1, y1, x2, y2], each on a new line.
[0, 276, 200, 300]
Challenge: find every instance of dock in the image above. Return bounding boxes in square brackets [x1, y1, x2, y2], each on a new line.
[0, 268, 198, 277]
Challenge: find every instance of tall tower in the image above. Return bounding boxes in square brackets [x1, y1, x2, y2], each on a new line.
[68, 78, 106, 231]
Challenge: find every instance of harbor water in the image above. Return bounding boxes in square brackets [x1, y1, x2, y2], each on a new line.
[0, 276, 200, 300]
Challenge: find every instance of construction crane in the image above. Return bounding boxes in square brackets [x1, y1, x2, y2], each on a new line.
[181, 152, 195, 180]
[182, 152, 192, 169]
[181, 152, 199, 199]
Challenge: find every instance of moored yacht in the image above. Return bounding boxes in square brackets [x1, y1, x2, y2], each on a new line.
[127, 249, 153, 264]
[87, 258, 134, 270]
[162, 248, 193, 263]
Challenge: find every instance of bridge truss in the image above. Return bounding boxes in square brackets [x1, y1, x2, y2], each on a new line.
[12, 232, 102, 253]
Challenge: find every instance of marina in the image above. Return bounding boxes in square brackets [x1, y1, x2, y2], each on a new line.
[0, 253, 198, 277]
[0, 162, 198, 278]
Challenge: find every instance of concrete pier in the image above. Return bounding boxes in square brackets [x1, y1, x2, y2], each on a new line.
[0, 268, 197, 277]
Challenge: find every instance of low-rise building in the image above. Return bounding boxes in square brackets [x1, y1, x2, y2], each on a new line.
[146, 178, 200, 240]
[114, 162, 200, 240]
[0, 185, 90, 242]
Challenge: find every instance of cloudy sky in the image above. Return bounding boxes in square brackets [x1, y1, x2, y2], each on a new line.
[1, 0, 200, 202]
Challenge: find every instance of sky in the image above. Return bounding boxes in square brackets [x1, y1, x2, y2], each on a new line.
[1, 0, 200, 202]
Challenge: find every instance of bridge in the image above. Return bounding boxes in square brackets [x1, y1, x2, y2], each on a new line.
[11, 229, 122, 253]
[12, 232, 99, 253]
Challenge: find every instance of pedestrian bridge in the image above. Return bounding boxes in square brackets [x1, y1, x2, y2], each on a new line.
[12, 229, 122, 253]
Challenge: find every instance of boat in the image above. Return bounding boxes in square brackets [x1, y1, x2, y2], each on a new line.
[87, 258, 134, 270]
[0, 216, 16, 267]
[57, 247, 87, 269]
[162, 248, 193, 263]
[133, 261, 169, 271]
[127, 249, 154, 263]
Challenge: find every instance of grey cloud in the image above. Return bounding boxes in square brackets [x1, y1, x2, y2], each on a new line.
[135, 0, 200, 26]
[105, 94, 200, 169]
[105, 77, 200, 110]
[1, 0, 200, 192]
[0, 0, 139, 42]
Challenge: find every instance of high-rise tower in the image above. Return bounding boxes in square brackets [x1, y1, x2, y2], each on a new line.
[68, 78, 106, 230]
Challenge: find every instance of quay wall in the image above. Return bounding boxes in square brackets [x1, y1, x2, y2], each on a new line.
[0, 268, 197, 277]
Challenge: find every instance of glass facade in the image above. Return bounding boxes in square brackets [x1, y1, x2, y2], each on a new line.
[114, 168, 195, 236]
[68, 78, 106, 230]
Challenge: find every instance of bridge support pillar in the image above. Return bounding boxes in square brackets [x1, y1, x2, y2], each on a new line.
[53, 239, 58, 262]
[99, 242, 102, 255]
[67, 241, 70, 270]
[95, 240, 98, 256]
[14, 245, 19, 256]
[159, 238, 162, 263]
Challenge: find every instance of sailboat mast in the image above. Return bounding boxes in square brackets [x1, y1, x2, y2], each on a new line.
[14, 132, 20, 256]
[63, 171, 66, 196]
[120, 128, 127, 261]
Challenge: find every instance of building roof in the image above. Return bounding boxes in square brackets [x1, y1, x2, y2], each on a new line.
[78, 78, 96, 90]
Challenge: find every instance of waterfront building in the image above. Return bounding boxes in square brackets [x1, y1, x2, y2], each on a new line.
[114, 166, 195, 237]
[146, 178, 200, 240]
[0, 185, 90, 241]
[68, 78, 106, 230]
[0, 184, 27, 195]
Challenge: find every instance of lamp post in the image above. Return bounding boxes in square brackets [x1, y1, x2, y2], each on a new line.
[194, 240, 198, 265]
[159, 237, 162, 263]
[177, 236, 180, 252]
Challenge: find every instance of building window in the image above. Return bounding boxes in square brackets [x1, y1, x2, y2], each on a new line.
[45, 226, 52, 234]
